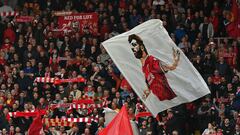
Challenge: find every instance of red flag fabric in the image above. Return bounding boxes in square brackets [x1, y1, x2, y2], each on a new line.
[99, 105, 133, 135]
[28, 114, 43, 135]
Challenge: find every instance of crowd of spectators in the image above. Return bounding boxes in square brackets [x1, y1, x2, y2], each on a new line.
[0, 0, 239, 135]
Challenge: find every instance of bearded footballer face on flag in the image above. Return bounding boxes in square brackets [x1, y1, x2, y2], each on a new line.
[128, 34, 180, 101]
[128, 34, 148, 59]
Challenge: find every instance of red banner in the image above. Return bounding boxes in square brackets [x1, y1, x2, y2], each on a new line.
[57, 13, 98, 36]
[15, 16, 34, 22]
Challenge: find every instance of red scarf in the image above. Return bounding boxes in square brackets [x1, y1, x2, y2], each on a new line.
[7, 109, 46, 121]
[135, 112, 152, 122]
[43, 117, 98, 127]
[34, 77, 85, 85]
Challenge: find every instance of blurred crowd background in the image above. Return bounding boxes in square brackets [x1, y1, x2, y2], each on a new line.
[0, 0, 240, 135]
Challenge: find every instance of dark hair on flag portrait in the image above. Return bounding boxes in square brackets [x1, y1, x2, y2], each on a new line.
[128, 34, 148, 57]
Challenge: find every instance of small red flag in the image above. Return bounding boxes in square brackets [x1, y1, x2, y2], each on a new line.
[28, 114, 43, 135]
[99, 105, 133, 135]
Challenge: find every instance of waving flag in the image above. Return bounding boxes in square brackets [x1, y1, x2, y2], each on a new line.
[102, 19, 210, 117]
[99, 105, 133, 135]
[28, 114, 43, 135]
[103, 108, 139, 135]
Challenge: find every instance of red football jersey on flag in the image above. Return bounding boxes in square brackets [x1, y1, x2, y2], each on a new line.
[143, 55, 177, 101]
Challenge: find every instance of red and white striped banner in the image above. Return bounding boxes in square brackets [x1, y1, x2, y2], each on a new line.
[68, 101, 109, 110]
[34, 77, 55, 83]
[50, 103, 71, 110]
[92, 101, 109, 108]
[7, 110, 47, 121]
[54, 77, 85, 85]
[62, 117, 97, 123]
[34, 77, 85, 85]
[79, 95, 110, 103]
[43, 118, 74, 127]
[0, 11, 19, 16]
[68, 103, 89, 110]
[66, 102, 103, 115]
[43, 117, 98, 127]
[66, 104, 92, 115]
[8, 112, 17, 117]
[8, 110, 46, 118]
[50, 99, 94, 110]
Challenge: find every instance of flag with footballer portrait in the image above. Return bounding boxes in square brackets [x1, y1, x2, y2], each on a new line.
[102, 19, 210, 116]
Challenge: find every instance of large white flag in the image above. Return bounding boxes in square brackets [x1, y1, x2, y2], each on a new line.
[102, 19, 210, 116]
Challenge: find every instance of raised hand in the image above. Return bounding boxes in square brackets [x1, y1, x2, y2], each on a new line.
[142, 89, 151, 100]
[172, 47, 180, 63]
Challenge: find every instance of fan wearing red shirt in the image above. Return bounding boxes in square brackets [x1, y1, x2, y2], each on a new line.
[1, 38, 12, 52]
[0, 93, 5, 110]
[0, 51, 6, 65]
[6, 93, 15, 107]
[3, 22, 16, 44]
[209, 10, 219, 35]
[217, 44, 227, 59]
[212, 1, 221, 15]
[211, 70, 221, 85]
[224, 47, 237, 68]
